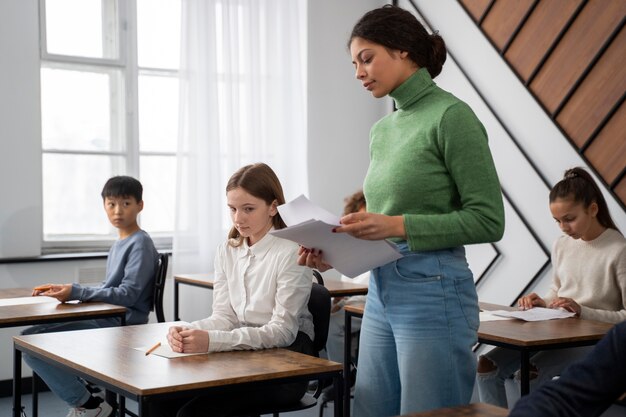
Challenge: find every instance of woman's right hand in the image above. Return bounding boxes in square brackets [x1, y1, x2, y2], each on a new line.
[517, 293, 546, 310]
[297, 246, 332, 272]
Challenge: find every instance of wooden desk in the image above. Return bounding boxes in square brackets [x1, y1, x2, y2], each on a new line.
[174, 273, 368, 320]
[1, 288, 127, 417]
[478, 302, 613, 396]
[344, 302, 365, 417]
[0, 288, 127, 328]
[13, 322, 344, 417]
[397, 402, 508, 417]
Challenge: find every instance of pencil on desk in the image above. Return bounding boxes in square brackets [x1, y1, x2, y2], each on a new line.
[145, 342, 161, 356]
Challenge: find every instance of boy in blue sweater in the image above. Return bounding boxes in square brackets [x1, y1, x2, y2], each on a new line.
[24, 175, 158, 417]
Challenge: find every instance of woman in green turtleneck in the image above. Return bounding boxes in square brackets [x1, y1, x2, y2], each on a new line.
[299, 5, 504, 416]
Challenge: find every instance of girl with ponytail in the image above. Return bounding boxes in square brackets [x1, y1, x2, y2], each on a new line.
[477, 167, 625, 408]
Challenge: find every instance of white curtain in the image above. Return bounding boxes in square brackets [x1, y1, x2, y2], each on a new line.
[173, 0, 308, 274]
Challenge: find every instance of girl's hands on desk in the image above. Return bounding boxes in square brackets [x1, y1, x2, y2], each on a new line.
[517, 293, 546, 310]
[333, 212, 405, 240]
[549, 297, 581, 316]
[167, 326, 210, 353]
[33, 284, 72, 302]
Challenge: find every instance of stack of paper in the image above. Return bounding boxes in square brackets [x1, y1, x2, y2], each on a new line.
[270, 195, 402, 278]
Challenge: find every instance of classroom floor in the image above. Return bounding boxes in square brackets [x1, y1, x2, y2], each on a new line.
[2, 391, 624, 417]
[0, 390, 336, 417]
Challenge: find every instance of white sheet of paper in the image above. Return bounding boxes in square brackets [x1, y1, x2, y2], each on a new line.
[488, 307, 576, 322]
[0, 296, 60, 307]
[277, 194, 341, 226]
[271, 196, 402, 278]
[479, 311, 514, 322]
[134, 342, 208, 358]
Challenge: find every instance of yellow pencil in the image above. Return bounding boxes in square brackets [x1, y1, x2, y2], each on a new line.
[145, 342, 161, 356]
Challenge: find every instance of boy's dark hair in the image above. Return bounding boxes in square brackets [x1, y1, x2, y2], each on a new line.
[226, 163, 287, 246]
[101, 176, 143, 203]
[549, 167, 619, 232]
[348, 4, 447, 78]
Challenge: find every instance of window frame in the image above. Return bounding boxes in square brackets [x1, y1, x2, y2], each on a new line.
[39, 0, 176, 253]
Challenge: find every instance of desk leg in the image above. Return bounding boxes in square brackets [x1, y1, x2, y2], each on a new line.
[344, 310, 352, 417]
[174, 281, 180, 321]
[334, 372, 344, 417]
[138, 396, 149, 417]
[520, 350, 530, 396]
[13, 347, 22, 417]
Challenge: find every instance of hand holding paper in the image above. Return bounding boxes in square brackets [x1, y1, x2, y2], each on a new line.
[270, 195, 402, 277]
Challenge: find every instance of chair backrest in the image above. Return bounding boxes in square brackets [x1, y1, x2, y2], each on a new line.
[153, 253, 169, 323]
[312, 270, 325, 286]
[308, 282, 331, 353]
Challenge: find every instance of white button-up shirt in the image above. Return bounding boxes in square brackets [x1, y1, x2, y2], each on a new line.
[189, 232, 314, 352]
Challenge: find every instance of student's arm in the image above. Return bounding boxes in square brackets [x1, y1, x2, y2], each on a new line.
[579, 254, 626, 324]
[202, 247, 312, 352]
[509, 322, 626, 417]
[70, 237, 156, 309]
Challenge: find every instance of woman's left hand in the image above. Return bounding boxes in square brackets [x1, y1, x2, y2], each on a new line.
[334, 212, 405, 240]
[549, 297, 582, 317]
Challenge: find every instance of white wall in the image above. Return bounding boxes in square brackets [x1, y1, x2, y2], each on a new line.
[307, 0, 388, 215]
[0, 0, 42, 259]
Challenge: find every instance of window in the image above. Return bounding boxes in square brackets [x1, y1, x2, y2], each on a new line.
[40, 0, 180, 251]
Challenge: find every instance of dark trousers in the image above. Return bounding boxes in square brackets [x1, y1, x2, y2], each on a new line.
[152, 331, 315, 417]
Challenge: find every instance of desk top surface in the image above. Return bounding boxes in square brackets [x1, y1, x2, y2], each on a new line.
[0, 288, 126, 327]
[478, 302, 613, 347]
[175, 273, 368, 297]
[397, 403, 508, 417]
[14, 322, 342, 396]
[343, 301, 612, 347]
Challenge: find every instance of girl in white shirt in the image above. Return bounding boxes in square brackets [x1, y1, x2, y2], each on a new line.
[161, 163, 314, 417]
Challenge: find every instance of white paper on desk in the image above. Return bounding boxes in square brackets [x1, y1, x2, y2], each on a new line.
[133, 342, 208, 359]
[0, 296, 60, 307]
[489, 307, 576, 322]
[271, 195, 402, 278]
[479, 311, 514, 322]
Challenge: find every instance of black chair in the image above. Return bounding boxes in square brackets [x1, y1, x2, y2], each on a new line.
[153, 253, 169, 323]
[243, 281, 332, 417]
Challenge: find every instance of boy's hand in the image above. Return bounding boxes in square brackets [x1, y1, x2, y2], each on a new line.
[34, 284, 72, 302]
[517, 293, 546, 310]
[549, 297, 581, 316]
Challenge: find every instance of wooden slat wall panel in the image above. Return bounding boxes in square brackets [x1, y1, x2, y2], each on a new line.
[459, 0, 492, 22]
[584, 103, 626, 185]
[481, 0, 535, 51]
[557, 28, 626, 148]
[505, 0, 581, 82]
[530, 0, 625, 114]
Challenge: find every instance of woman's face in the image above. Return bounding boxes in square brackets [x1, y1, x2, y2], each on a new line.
[549, 197, 600, 241]
[227, 187, 277, 246]
[350, 37, 417, 98]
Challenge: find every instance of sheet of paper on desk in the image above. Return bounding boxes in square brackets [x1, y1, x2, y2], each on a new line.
[133, 342, 208, 358]
[271, 195, 402, 278]
[489, 307, 576, 322]
[0, 296, 60, 307]
[479, 311, 514, 321]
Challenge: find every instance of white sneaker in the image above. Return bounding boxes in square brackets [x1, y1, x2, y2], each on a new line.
[66, 401, 113, 417]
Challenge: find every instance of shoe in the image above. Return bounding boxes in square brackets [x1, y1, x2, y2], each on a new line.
[66, 400, 113, 417]
[85, 383, 106, 401]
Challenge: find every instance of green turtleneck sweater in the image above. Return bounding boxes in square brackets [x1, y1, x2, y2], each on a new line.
[363, 68, 505, 251]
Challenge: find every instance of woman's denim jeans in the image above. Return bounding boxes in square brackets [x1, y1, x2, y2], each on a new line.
[353, 244, 479, 416]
